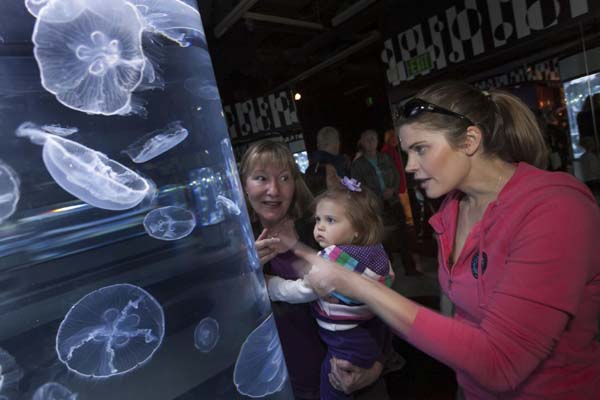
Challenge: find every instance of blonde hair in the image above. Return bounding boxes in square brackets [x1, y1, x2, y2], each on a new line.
[400, 81, 549, 168]
[240, 140, 313, 221]
[314, 183, 383, 246]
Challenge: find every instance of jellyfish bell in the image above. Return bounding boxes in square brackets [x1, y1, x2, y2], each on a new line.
[33, 0, 147, 116]
[16, 122, 151, 211]
[123, 121, 188, 164]
[143, 206, 196, 241]
[0, 160, 20, 224]
[233, 314, 288, 398]
[194, 317, 219, 353]
[32, 382, 77, 400]
[130, 0, 206, 47]
[56, 283, 165, 378]
[0, 348, 24, 398]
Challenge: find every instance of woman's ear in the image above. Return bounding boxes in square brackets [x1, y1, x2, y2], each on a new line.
[462, 126, 483, 156]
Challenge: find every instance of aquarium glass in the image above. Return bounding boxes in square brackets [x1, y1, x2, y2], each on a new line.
[0, 1, 292, 399]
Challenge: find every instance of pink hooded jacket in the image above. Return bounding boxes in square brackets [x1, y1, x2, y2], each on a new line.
[407, 163, 600, 399]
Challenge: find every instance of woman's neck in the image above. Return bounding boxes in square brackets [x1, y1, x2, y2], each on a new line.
[460, 159, 516, 209]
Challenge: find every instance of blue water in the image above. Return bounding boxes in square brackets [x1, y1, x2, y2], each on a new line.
[0, 1, 293, 398]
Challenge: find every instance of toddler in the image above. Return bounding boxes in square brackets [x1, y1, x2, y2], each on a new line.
[266, 177, 393, 400]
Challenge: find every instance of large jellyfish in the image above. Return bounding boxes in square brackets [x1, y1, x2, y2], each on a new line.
[0, 160, 20, 223]
[143, 206, 196, 241]
[130, 0, 206, 47]
[16, 122, 151, 211]
[56, 283, 165, 378]
[233, 314, 287, 398]
[123, 121, 188, 163]
[0, 348, 24, 399]
[193, 317, 219, 353]
[32, 0, 147, 116]
[32, 382, 77, 400]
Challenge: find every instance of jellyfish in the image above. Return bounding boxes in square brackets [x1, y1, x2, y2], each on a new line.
[233, 314, 287, 398]
[130, 0, 206, 47]
[25, 0, 49, 18]
[16, 122, 151, 211]
[183, 78, 220, 101]
[56, 283, 165, 378]
[32, 0, 147, 115]
[41, 124, 78, 137]
[143, 206, 196, 241]
[123, 121, 188, 163]
[194, 317, 219, 353]
[32, 382, 77, 400]
[189, 167, 224, 226]
[216, 195, 240, 216]
[0, 348, 24, 399]
[0, 160, 20, 224]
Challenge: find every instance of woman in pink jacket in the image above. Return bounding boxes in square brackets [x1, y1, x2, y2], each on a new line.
[287, 81, 600, 399]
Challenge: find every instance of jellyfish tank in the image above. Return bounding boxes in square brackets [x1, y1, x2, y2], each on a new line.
[0, 1, 293, 399]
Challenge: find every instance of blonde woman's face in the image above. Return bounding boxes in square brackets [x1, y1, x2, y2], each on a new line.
[245, 163, 295, 227]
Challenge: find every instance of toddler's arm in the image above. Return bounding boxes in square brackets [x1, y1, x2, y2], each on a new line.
[265, 275, 319, 303]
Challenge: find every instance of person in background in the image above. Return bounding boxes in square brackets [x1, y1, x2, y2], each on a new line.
[351, 129, 419, 276]
[304, 126, 349, 195]
[265, 178, 394, 400]
[239, 140, 389, 399]
[298, 81, 600, 399]
[380, 129, 413, 225]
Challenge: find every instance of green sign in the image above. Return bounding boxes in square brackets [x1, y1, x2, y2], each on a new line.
[405, 52, 433, 78]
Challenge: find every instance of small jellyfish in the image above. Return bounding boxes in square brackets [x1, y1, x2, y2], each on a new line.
[216, 195, 240, 216]
[143, 206, 196, 241]
[0, 348, 24, 399]
[130, 0, 206, 47]
[16, 122, 151, 211]
[123, 121, 188, 163]
[0, 160, 20, 223]
[194, 317, 219, 353]
[32, 0, 147, 115]
[233, 314, 287, 398]
[189, 167, 224, 226]
[32, 382, 77, 400]
[40, 124, 78, 137]
[56, 283, 165, 378]
[25, 0, 49, 18]
[183, 78, 220, 100]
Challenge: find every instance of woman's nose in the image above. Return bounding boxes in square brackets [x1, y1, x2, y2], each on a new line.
[405, 154, 418, 174]
[266, 179, 280, 195]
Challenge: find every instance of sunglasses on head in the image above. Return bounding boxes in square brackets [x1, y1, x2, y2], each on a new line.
[399, 98, 474, 125]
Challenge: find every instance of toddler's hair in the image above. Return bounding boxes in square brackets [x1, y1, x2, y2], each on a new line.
[314, 183, 384, 246]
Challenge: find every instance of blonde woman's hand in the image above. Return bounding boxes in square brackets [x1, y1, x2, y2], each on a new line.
[266, 218, 299, 254]
[255, 228, 280, 266]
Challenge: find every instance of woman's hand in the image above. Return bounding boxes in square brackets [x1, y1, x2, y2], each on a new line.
[255, 229, 281, 265]
[328, 358, 383, 394]
[266, 218, 299, 254]
[305, 257, 350, 298]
